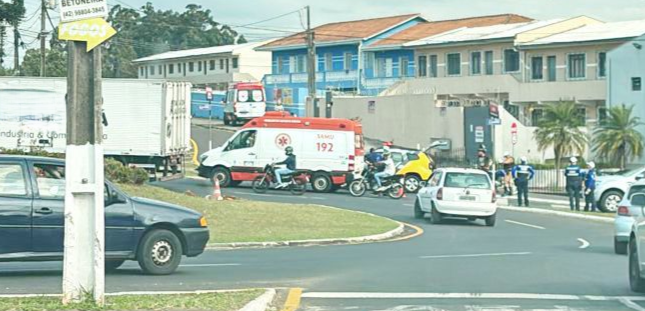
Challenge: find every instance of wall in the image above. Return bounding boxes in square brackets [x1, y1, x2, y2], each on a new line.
[331, 94, 465, 150]
[413, 42, 515, 78]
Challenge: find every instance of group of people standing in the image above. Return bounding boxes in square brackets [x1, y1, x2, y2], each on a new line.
[476, 147, 597, 212]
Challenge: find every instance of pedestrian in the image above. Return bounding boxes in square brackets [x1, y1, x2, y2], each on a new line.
[512, 156, 534, 207]
[502, 152, 515, 197]
[584, 161, 598, 212]
[565, 157, 583, 211]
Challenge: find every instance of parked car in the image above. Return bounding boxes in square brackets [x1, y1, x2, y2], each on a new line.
[614, 181, 645, 254]
[0, 155, 209, 275]
[595, 166, 645, 212]
[414, 168, 497, 226]
[627, 192, 645, 292]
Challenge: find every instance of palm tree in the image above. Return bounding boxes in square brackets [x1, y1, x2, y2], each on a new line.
[592, 104, 644, 170]
[534, 101, 588, 171]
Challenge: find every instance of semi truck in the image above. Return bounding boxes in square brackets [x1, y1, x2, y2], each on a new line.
[0, 77, 191, 180]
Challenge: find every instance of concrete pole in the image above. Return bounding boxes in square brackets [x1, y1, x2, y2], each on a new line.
[306, 6, 318, 117]
[40, 0, 46, 77]
[62, 41, 105, 306]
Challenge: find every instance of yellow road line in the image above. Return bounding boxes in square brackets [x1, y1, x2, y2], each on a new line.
[382, 221, 424, 243]
[190, 138, 199, 166]
[281, 288, 303, 311]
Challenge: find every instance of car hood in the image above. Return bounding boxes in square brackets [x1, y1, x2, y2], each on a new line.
[130, 196, 201, 218]
[597, 175, 626, 184]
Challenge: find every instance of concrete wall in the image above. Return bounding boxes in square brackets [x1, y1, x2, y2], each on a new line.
[331, 94, 465, 150]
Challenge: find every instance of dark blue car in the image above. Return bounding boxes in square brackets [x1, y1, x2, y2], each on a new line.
[0, 155, 209, 275]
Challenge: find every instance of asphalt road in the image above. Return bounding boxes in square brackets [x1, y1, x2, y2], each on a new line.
[0, 177, 638, 310]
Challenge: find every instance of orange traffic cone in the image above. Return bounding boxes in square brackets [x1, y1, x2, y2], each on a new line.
[209, 178, 224, 201]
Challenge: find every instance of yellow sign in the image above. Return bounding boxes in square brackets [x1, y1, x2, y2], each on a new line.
[58, 18, 116, 52]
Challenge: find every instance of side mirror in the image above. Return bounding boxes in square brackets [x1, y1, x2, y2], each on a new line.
[636, 173, 645, 181]
[106, 189, 126, 206]
[631, 194, 645, 207]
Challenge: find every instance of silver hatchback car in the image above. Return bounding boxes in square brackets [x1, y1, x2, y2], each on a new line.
[614, 181, 645, 254]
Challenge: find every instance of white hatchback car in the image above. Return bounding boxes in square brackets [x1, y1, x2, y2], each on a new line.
[414, 168, 497, 226]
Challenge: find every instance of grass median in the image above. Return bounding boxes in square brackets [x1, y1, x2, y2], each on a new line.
[0, 289, 264, 311]
[118, 184, 400, 244]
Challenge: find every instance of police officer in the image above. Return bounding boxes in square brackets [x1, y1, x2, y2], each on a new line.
[512, 156, 534, 207]
[584, 161, 598, 212]
[565, 157, 583, 211]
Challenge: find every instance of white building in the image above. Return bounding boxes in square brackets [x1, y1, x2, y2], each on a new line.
[132, 41, 272, 88]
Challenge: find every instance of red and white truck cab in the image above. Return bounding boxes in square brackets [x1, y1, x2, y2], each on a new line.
[222, 82, 267, 126]
[198, 112, 364, 192]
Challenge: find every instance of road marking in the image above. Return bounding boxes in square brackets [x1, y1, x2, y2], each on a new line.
[419, 252, 531, 259]
[300, 292, 645, 301]
[382, 222, 424, 243]
[190, 138, 199, 166]
[281, 288, 303, 311]
[620, 297, 645, 311]
[552, 204, 570, 209]
[403, 203, 414, 207]
[578, 238, 590, 249]
[504, 220, 546, 230]
[179, 263, 241, 267]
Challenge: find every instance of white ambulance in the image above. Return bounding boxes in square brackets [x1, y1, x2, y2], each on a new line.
[198, 112, 365, 192]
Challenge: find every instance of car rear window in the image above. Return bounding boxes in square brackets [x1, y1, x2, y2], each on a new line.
[629, 185, 645, 197]
[444, 172, 491, 189]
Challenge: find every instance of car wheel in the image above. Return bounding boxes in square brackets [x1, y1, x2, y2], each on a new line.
[601, 190, 623, 213]
[414, 199, 424, 219]
[311, 173, 332, 193]
[137, 229, 183, 275]
[211, 167, 231, 188]
[630, 238, 645, 292]
[616, 238, 628, 255]
[485, 213, 497, 227]
[404, 175, 422, 193]
[431, 205, 442, 224]
[105, 260, 125, 272]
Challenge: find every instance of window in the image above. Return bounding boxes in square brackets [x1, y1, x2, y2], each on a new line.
[168, 64, 174, 74]
[471, 51, 481, 75]
[150, 65, 155, 75]
[365, 52, 375, 70]
[429, 55, 438, 77]
[226, 59, 229, 73]
[447, 53, 461, 76]
[417, 55, 427, 77]
[376, 58, 386, 77]
[344, 52, 353, 71]
[400, 57, 409, 77]
[504, 49, 520, 72]
[198, 61, 202, 72]
[232, 57, 238, 69]
[576, 107, 587, 124]
[567, 53, 586, 79]
[428, 171, 443, 187]
[178, 63, 182, 73]
[296, 55, 306, 73]
[0, 163, 27, 196]
[189, 62, 194, 72]
[277, 57, 284, 74]
[158, 65, 162, 74]
[237, 90, 264, 103]
[633, 77, 642, 91]
[139, 67, 144, 76]
[220, 59, 224, 70]
[531, 109, 543, 127]
[209, 60, 215, 70]
[531, 56, 543, 80]
[444, 172, 491, 189]
[484, 51, 493, 75]
[504, 101, 519, 120]
[598, 107, 608, 124]
[33, 164, 65, 199]
[547, 56, 556, 81]
[225, 130, 257, 151]
[598, 52, 607, 78]
[324, 53, 333, 71]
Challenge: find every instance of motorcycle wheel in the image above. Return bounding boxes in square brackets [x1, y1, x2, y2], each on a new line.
[252, 176, 270, 194]
[387, 183, 405, 199]
[289, 178, 307, 195]
[349, 180, 367, 197]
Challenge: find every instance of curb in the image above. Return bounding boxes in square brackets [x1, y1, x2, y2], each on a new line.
[239, 288, 276, 311]
[499, 205, 613, 223]
[207, 222, 405, 250]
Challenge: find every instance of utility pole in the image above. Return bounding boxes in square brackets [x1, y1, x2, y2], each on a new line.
[62, 40, 105, 305]
[40, 0, 47, 76]
[13, 26, 19, 73]
[305, 5, 318, 117]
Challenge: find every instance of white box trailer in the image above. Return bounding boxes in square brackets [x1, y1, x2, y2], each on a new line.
[0, 77, 191, 179]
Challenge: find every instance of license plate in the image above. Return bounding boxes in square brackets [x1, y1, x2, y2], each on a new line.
[459, 195, 476, 201]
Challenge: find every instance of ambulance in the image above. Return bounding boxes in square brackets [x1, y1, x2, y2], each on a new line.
[222, 82, 267, 125]
[197, 112, 364, 192]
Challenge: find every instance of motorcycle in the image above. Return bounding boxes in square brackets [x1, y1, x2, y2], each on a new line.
[349, 166, 405, 199]
[252, 164, 309, 195]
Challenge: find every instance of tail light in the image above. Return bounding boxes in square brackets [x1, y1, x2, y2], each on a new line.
[348, 155, 355, 171]
[618, 206, 630, 216]
[492, 190, 497, 203]
[437, 188, 443, 200]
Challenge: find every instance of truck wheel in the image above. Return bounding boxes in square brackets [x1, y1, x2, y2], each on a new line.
[137, 229, 183, 275]
[600, 190, 623, 213]
[311, 173, 332, 193]
[211, 167, 231, 187]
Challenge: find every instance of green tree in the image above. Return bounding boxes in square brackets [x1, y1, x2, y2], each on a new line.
[592, 104, 644, 170]
[0, 0, 26, 67]
[534, 101, 588, 172]
[20, 48, 67, 77]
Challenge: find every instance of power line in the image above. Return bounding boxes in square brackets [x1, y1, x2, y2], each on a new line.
[228, 7, 305, 29]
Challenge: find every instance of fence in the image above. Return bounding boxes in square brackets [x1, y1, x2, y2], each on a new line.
[529, 169, 566, 194]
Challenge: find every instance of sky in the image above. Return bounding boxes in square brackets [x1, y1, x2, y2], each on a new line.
[4, 0, 645, 67]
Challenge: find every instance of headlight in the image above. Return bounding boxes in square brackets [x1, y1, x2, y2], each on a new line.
[199, 154, 208, 163]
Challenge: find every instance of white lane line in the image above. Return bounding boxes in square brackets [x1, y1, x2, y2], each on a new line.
[300, 292, 645, 301]
[419, 252, 531, 259]
[403, 204, 414, 207]
[179, 263, 241, 267]
[504, 219, 546, 230]
[578, 238, 590, 249]
[552, 204, 570, 209]
[620, 297, 645, 311]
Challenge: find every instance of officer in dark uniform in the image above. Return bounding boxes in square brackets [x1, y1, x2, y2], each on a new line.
[565, 157, 583, 211]
[512, 156, 534, 207]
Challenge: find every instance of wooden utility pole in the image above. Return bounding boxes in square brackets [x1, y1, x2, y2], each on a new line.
[62, 40, 105, 305]
[306, 5, 318, 117]
[40, 0, 47, 76]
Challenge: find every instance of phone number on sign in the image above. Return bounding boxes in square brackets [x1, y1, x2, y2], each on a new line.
[62, 6, 106, 18]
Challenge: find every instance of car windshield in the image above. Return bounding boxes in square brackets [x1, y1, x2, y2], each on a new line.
[444, 172, 490, 189]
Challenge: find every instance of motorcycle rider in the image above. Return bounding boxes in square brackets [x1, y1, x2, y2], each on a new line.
[565, 157, 583, 211]
[477, 147, 492, 174]
[274, 146, 296, 188]
[374, 150, 396, 192]
[512, 156, 534, 207]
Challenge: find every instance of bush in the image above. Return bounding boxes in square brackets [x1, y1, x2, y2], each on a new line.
[0, 148, 64, 158]
[105, 158, 148, 185]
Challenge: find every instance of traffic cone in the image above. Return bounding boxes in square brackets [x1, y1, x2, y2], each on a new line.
[210, 178, 224, 201]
